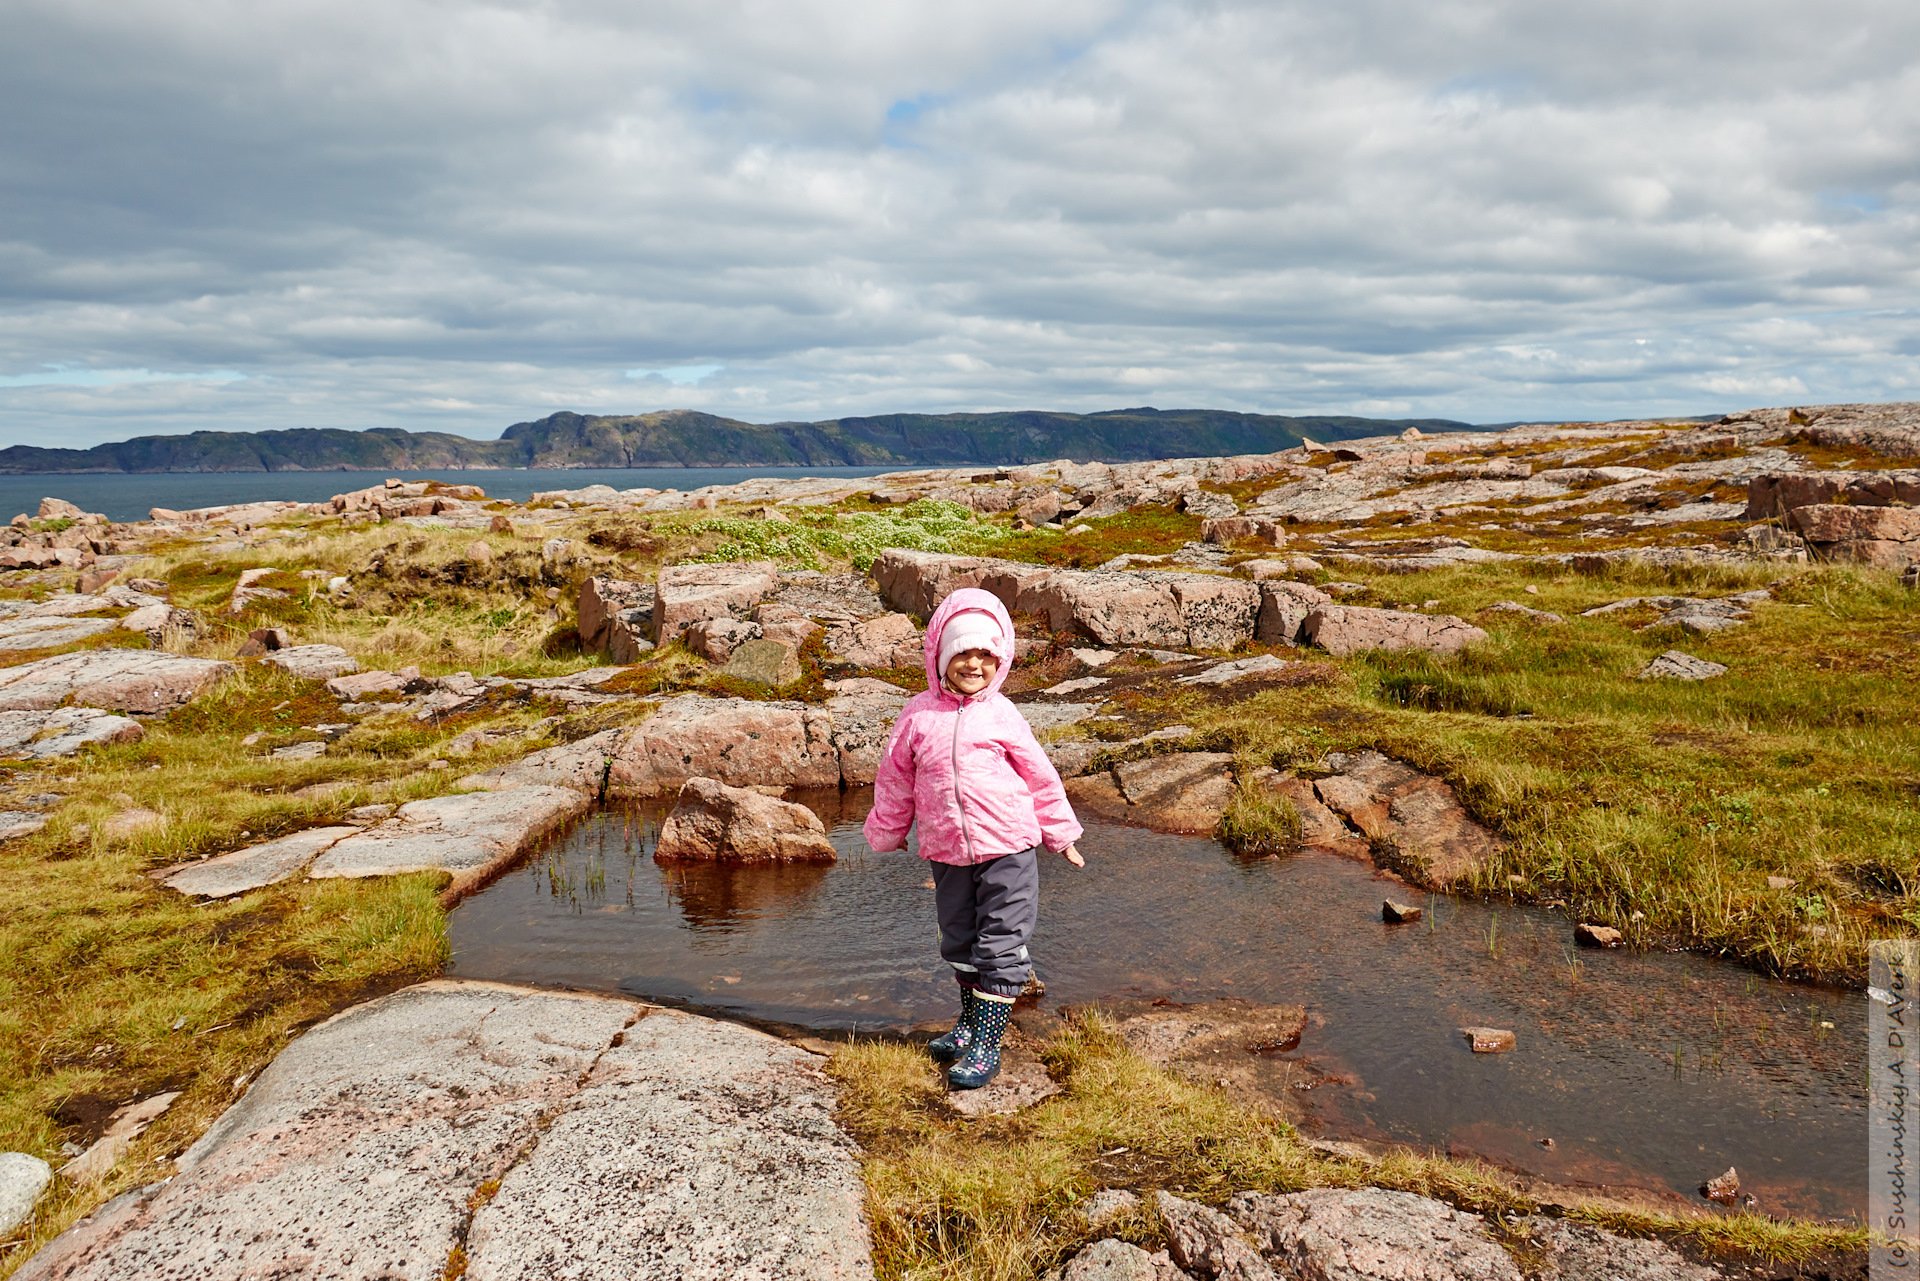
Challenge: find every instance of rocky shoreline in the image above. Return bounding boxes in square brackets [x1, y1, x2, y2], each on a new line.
[2, 401, 1907, 1277]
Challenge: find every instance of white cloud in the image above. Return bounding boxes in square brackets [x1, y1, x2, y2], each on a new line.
[0, 0, 1916, 448]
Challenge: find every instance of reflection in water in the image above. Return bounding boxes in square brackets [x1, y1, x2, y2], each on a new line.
[660, 860, 836, 932]
[449, 796, 1866, 1221]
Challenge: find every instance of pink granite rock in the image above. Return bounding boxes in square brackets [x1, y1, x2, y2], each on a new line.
[654, 777, 836, 863]
[1301, 605, 1486, 656]
[652, 562, 778, 645]
[606, 696, 840, 796]
[0, 650, 234, 714]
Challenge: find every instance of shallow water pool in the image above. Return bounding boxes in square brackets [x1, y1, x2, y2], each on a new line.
[448, 792, 1865, 1220]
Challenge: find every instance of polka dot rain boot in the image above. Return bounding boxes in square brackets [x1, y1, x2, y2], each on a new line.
[947, 993, 1011, 1090]
[927, 985, 978, 1062]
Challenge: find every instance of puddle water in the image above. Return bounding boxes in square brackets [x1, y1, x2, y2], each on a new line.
[448, 791, 1865, 1221]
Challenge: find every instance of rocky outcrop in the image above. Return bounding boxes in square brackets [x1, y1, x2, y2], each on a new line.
[578, 575, 655, 661]
[305, 786, 589, 893]
[0, 707, 142, 759]
[653, 561, 779, 645]
[15, 983, 874, 1281]
[826, 612, 922, 668]
[824, 679, 911, 785]
[0, 650, 234, 714]
[1254, 580, 1330, 644]
[1786, 503, 1920, 566]
[1745, 468, 1920, 518]
[1312, 750, 1499, 887]
[325, 666, 425, 700]
[1579, 590, 1769, 634]
[1056, 1238, 1184, 1280]
[258, 644, 358, 680]
[606, 696, 840, 796]
[654, 777, 837, 863]
[1521, 1215, 1722, 1281]
[1226, 1188, 1523, 1280]
[870, 550, 1260, 651]
[720, 638, 802, 686]
[1300, 605, 1487, 656]
[1107, 753, 1236, 834]
[0, 614, 117, 651]
[1157, 1192, 1279, 1280]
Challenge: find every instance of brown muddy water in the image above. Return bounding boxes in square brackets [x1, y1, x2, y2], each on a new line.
[448, 790, 1866, 1222]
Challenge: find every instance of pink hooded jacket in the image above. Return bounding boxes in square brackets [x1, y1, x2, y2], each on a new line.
[863, 588, 1083, 865]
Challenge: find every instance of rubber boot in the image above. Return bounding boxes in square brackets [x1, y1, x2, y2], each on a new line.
[947, 993, 1012, 1090]
[927, 986, 978, 1062]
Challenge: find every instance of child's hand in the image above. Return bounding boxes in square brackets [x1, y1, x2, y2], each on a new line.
[1060, 843, 1085, 868]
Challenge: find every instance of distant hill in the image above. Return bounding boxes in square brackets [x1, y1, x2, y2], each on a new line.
[0, 408, 1473, 474]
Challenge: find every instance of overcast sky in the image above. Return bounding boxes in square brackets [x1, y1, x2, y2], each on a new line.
[1, 0, 1915, 447]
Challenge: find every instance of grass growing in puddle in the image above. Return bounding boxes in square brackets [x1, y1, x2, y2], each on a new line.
[829, 1012, 1864, 1281]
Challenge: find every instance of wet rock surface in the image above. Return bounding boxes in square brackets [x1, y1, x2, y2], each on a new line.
[15, 982, 874, 1281]
[1312, 750, 1500, 887]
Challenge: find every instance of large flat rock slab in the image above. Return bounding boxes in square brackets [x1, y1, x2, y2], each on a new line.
[17, 982, 873, 1281]
[0, 615, 118, 651]
[159, 826, 360, 899]
[0, 650, 235, 714]
[307, 786, 588, 891]
[0, 707, 143, 759]
[464, 1004, 872, 1280]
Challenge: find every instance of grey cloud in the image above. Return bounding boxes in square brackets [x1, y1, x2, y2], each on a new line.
[0, 0, 1916, 446]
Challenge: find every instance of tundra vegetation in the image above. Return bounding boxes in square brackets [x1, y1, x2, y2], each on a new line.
[1, 403, 1911, 1277]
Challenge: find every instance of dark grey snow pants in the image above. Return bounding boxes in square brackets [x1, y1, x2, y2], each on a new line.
[931, 846, 1039, 998]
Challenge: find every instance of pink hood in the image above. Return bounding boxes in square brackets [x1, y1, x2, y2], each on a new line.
[922, 588, 1016, 698]
[863, 588, 1082, 864]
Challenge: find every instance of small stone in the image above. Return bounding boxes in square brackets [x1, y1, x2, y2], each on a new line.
[1574, 922, 1624, 948]
[1766, 875, 1794, 890]
[235, 626, 292, 656]
[1080, 1188, 1141, 1230]
[465, 539, 494, 565]
[1701, 1166, 1740, 1204]
[0, 1152, 53, 1236]
[1638, 649, 1727, 681]
[1382, 899, 1421, 924]
[270, 741, 327, 761]
[489, 514, 516, 535]
[1461, 1026, 1516, 1053]
[345, 804, 396, 825]
[1904, 563, 1919, 590]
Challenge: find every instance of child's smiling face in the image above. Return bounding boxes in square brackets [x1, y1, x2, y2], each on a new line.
[943, 648, 999, 695]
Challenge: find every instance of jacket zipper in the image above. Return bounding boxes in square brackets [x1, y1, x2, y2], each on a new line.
[949, 695, 978, 863]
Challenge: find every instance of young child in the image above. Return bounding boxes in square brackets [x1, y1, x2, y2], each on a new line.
[864, 587, 1085, 1089]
